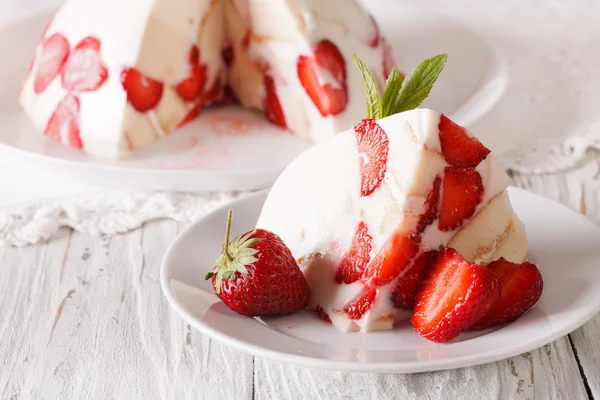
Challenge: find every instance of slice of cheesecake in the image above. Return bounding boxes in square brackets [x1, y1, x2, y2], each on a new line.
[255, 57, 528, 333]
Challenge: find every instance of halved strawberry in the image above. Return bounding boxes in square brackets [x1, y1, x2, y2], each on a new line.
[121, 67, 164, 113]
[315, 305, 332, 324]
[411, 248, 500, 343]
[34, 33, 70, 94]
[345, 288, 377, 320]
[392, 250, 437, 309]
[438, 166, 483, 232]
[355, 119, 389, 197]
[61, 36, 108, 92]
[297, 40, 348, 116]
[362, 231, 420, 286]
[176, 45, 208, 102]
[471, 258, 543, 330]
[263, 76, 287, 129]
[416, 175, 442, 234]
[335, 221, 373, 284]
[382, 38, 397, 79]
[438, 115, 491, 168]
[45, 93, 82, 149]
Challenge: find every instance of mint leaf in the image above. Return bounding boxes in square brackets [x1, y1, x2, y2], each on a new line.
[392, 54, 447, 114]
[352, 54, 381, 119]
[381, 67, 404, 118]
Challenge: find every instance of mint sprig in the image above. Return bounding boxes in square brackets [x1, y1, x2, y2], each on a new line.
[353, 53, 447, 119]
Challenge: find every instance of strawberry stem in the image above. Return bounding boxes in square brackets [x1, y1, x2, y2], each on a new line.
[223, 209, 233, 262]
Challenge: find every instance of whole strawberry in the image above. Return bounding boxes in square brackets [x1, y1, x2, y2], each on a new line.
[205, 210, 310, 317]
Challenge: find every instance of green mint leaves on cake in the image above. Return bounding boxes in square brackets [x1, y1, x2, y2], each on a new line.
[352, 53, 447, 119]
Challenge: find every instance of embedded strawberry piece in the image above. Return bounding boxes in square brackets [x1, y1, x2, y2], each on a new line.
[392, 250, 437, 309]
[176, 45, 208, 102]
[355, 119, 389, 197]
[263, 76, 287, 129]
[438, 114, 491, 168]
[178, 102, 203, 128]
[315, 305, 332, 323]
[471, 258, 543, 330]
[45, 93, 82, 149]
[121, 67, 164, 113]
[335, 221, 373, 284]
[416, 175, 442, 234]
[362, 231, 420, 286]
[382, 38, 397, 79]
[411, 248, 500, 343]
[297, 40, 348, 116]
[438, 167, 483, 232]
[34, 33, 70, 94]
[345, 288, 377, 320]
[61, 36, 108, 92]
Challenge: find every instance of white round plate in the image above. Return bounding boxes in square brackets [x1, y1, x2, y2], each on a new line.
[0, 2, 507, 192]
[161, 187, 600, 373]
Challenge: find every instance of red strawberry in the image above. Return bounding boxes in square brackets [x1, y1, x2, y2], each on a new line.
[61, 36, 108, 92]
[382, 38, 397, 79]
[34, 33, 70, 94]
[297, 40, 348, 116]
[45, 93, 82, 149]
[471, 258, 543, 330]
[176, 45, 208, 102]
[438, 114, 491, 168]
[335, 221, 373, 284]
[362, 231, 420, 286]
[438, 166, 483, 232]
[345, 288, 377, 319]
[416, 175, 442, 234]
[263, 76, 287, 128]
[206, 210, 310, 317]
[315, 305, 332, 323]
[355, 119, 389, 197]
[121, 67, 164, 113]
[392, 250, 437, 309]
[411, 248, 500, 343]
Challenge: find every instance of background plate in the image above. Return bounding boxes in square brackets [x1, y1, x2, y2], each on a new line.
[0, 1, 507, 192]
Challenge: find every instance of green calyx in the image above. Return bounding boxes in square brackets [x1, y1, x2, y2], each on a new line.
[352, 53, 447, 120]
[205, 209, 261, 294]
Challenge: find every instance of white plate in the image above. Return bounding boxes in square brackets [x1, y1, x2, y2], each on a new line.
[161, 187, 600, 373]
[0, 2, 507, 192]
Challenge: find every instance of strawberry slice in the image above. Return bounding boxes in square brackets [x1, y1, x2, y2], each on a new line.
[345, 288, 377, 320]
[416, 175, 442, 234]
[176, 45, 208, 102]
[362, 231, 420, 286]
[61, 36, 108, 92]
[471, 258, 543, 330]
[121, 67, 164, 113]
[438, 114, 491, 168]
[335, 221, 373, 284]
[382, 38, 397, 79]
[438, 166, 483, 232]
[315, 305, 332, 323]
[392, 250, 437, 309]
[34, 33, 70, 94]
[263, 76, 287, 129]
[297, 40, 348, 116]
[355, 119, 389, 197]
[411, 248, 500, 343]
[45, 93, 82, 149]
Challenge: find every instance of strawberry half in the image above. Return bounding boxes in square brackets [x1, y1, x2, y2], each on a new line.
[345, 288, 377, 320]
[335, 221, 373, 284]
[61, 36, 108, 92]
[263, 76, 287, 129]
[176, 45, 208, 102]
[121, 67, 164, 113]
[297, 40, 348, 116]
[471, 258, 543, 330]
[34, 33, 70, 94]
[411, 248, 500, 343]
[416, 175, 442, 234]
[45, 93, 82, 149]
[392, 250, 437, 309]
[438, 166, 483, 232]
[438, 114, 491, 168]
[362, 231, 420, 286]
[355, 119, 389, 197]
